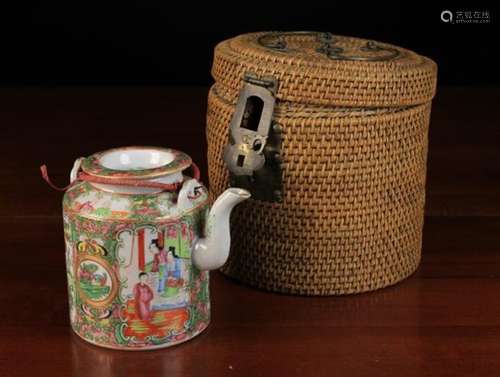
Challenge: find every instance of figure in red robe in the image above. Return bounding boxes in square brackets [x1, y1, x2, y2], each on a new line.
[133, 272, 154, 321]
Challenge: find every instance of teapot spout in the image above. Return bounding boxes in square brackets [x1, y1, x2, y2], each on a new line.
[192, 188, 251, 271]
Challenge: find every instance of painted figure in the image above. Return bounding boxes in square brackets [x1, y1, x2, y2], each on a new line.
[133, 272, 154, 320]
[162, 247, 184, 297]
[150, 239, 168, 293]
[167, 246, 184, 297]
[167, 246, 182, 280]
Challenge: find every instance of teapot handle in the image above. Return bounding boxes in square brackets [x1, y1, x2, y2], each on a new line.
[70, 157, 85, 183]
[177, 179, 205, 212]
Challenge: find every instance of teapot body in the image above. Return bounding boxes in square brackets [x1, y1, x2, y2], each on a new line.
[63, 180, 210, 350]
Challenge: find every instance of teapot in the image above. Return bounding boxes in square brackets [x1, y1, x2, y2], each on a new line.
[43, 146, 250, 350]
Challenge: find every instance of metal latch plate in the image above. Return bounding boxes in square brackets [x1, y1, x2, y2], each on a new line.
[223, 74, 283, 202]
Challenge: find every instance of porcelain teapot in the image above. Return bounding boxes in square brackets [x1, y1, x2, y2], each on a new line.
[43, 146, 250, 350]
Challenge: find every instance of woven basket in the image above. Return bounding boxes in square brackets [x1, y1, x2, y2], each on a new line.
[206, 32, 437, 295]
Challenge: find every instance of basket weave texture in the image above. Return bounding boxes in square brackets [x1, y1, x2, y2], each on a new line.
[207, 32, 437, 295]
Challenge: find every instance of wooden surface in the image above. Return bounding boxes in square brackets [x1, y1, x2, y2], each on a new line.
[0, 87, 499, 377]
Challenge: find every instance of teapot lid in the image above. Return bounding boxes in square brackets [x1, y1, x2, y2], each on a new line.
[81, 146, 192, 180]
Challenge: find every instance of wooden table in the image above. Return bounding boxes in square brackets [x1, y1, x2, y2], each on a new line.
[0, 87, 499, 377]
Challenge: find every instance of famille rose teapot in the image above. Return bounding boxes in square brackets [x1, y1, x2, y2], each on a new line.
[41, 146, 250, 350]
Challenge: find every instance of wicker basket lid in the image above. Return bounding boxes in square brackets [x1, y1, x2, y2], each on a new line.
[212, 31, 437, 107]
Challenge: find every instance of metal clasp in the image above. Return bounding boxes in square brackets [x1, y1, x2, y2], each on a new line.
[223, 73, 283, 202]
